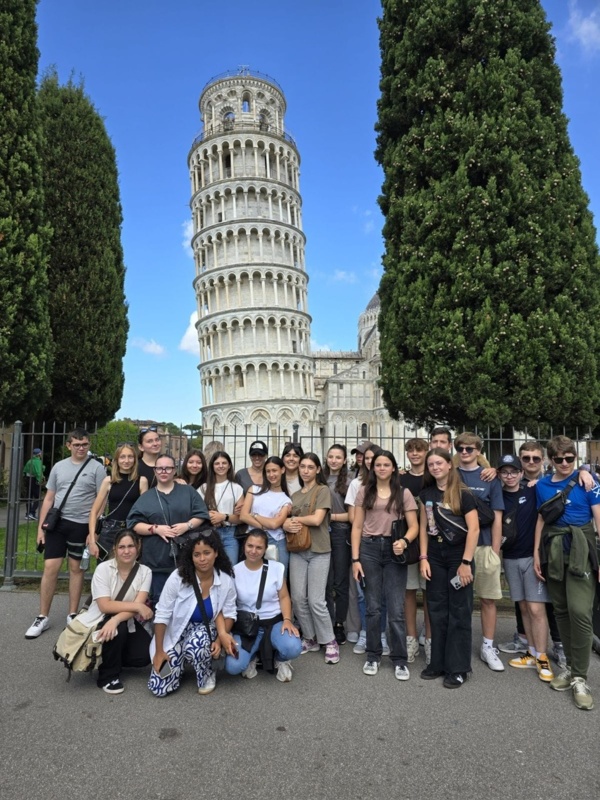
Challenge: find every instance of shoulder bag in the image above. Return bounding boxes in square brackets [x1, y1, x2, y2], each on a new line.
[538, 477, 578, 524]
[286, 487, 318, 553]
[42, 457, 93, 533]
[96, 479, 138, 556]
[391, 495, 419, 565]
[233, 561, 269, 638]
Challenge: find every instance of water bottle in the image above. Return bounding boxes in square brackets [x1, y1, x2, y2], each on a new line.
[80, 545, 90, 571]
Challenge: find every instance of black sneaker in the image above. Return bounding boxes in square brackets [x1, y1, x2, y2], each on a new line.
[101, 679, 124, 695]
[333, 622, 347, 645]
[443, 672, 468, 689]
[420, 667, 444, 680]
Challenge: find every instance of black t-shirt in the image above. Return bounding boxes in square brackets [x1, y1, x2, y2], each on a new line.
[400, 472, 424, 498]
[502, 486, 537, 560]
[418, 485, 478, 536]
[137, 458, 157, 489]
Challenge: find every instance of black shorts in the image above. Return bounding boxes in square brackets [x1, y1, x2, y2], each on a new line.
[44, 518, 88, 561]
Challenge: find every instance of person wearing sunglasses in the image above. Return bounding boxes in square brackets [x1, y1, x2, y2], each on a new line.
[533, 436, 600, 711]
[137, 426, 163, 489]
[127, 454, 210, 603]
[454, 432, 505, 672]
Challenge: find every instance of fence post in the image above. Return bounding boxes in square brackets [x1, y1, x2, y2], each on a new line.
[1, 420, 23, 590]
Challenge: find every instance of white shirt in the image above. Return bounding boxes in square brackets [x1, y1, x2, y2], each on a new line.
[199, 480, 243, 515]
[151, 568, 237, 656]
[78, 559, 152, 631]
[233, 560, 284, 619]
[345, 477, 363, 507]
[248, 486, 292, 541]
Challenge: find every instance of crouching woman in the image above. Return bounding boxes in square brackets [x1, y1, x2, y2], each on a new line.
[148, 530, 237, 697]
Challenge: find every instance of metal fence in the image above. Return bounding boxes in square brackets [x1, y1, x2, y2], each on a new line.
[2, 419, 600, 584]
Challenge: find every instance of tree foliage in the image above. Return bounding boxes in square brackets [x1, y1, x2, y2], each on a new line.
[37, 70, 128, 425]
[0, 0, 52, 420]
[375, 0, 600, 430]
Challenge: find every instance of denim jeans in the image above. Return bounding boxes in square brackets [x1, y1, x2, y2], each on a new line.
[217, 525, 239, 566]
[427, 537, 474, 675]
[225, 623, 302, 674]
[359, 536, 407, 665]
[326, 522, 351, 624]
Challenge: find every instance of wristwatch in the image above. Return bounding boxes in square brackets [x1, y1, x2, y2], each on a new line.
[224, 514, 230, 523]
[461, 558, 473, 566]
[352, 558, 360, 563]
[187, 521, 194, 531]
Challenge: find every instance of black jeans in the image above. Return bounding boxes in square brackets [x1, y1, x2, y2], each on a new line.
[427, 537, 474, 675]
[97, 617, 151, 685]
[26, 477, 40, 516]
[326, 522, 351, 625]
[360, 536, 407, 665]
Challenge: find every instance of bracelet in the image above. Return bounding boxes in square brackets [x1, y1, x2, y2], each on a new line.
[418, 555, 428, 561]
[283, 617, 292, 622]
[148, 525, 156, 535]
[352, 558, 360, 563]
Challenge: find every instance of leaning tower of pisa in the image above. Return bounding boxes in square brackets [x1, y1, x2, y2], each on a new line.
[188, 68, 319, 452]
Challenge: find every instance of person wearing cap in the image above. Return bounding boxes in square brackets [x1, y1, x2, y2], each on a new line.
[496, 454, 553, 684]
[235, 441, 269, 493]
[350, 442, 374, 478]
[23, 448, 46, 520]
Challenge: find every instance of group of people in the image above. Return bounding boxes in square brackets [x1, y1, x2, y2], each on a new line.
[23, 426, 600, 710]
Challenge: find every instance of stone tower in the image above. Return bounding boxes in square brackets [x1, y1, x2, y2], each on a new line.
[188, 68, 318, 452]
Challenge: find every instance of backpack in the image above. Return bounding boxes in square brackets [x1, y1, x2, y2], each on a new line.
[53, 617, 103, 679]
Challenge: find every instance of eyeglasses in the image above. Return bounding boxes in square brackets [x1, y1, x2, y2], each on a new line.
[520, 455, 542, 463]
[140, 426, 158, 434]
[457, 446, 476, 454]
[154, 466, 175, 473]
[499, 471, 520, 478]
[552, 455, 576, 465]
[70, 443, 89, 449]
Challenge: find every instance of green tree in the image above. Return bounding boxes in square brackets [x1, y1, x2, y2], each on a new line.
[0, 0, 52, 420]
[90, 419, 141, 459]
[37, 70, 128, 425]
[375, 0, 600, 431]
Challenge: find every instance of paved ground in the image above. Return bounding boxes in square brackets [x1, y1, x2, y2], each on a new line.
[1, 590, 599, 800]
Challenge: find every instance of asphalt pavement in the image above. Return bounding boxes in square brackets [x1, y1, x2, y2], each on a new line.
[1, 590, 599, 800]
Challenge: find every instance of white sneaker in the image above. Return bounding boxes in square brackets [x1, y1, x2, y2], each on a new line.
[242, 659, 258, 679]
[480, 643, 505, 672]
[198, 673, 216, 695]
[395, 665, 410, 681]
[353, 631, 367, 654]
[25, 615, 49, 639]
[275, 660, 293, 683]
[346, 631, 359, 643]
[406, 635, 419, 663]
[363, 660, 379, 675]
[381, 635, 390, 656]
[424, 638, 432, 666]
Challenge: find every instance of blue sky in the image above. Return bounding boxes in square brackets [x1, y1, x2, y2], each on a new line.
[36, 0, 600, 427]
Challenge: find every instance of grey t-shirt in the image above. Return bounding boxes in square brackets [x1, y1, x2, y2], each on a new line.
[47, 457, 106, 523]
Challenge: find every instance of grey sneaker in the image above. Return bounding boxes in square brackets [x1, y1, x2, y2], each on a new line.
[25, 615, 49, 639]
[497, 632, 528, 654]
[353, 631, 367, 654]
[571, 677, 594, 710]
[406, 635, 419, 663]
[242, 659, 258, 679]
[550, 668, 572, 691]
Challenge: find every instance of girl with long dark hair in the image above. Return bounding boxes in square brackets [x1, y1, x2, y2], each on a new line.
[179, 449, 208, 490]
[281, 442, 304, 495]
[323, 444, 352, 645]
[199, 451, 243, 566]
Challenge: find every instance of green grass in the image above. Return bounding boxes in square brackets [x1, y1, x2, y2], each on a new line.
[0, 521, 98, 576]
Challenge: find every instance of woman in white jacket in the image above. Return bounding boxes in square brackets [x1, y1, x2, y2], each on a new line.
[148, 530, 237, 696]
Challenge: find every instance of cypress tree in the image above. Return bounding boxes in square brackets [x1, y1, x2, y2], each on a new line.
[37, 71, 128, 425]
[0, 0, 52, 420]
[375, 0, 600, 430]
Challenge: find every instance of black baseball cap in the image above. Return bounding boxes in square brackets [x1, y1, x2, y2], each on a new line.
[496, 454, 522, 471]
[249, 440, 268, 456]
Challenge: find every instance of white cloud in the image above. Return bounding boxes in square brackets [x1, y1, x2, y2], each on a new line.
[331, 269, 357, 284]
[363, 218, 375, 234]
[131, 337, 166, 357]
[182, 219, 194, 258]
[179, 311, 200, 355]
[568, 1, 600, 55]
[311, 338, 331, 352]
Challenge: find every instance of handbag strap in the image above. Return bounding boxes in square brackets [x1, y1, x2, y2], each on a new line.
[563, 477, 578, 498]
[57, 456, 93, 512]
[191, 574, 216, 641]
[114, 562, 140, 602]
[255, 561, 269, 611]
[155, 487, 170, 525]
[104, 479, 137, 520]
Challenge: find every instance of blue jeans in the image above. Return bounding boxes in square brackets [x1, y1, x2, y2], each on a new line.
[267, 534, 289, 576]
[217, 525, 239, 566]
[225, 623, 302, 674]
[360, 536, 407, 665]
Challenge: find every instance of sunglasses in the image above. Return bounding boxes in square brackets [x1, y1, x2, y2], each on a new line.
[140, 426, 158, 434]
[520, 455, 542, 463]
[457, 446, 476, 454]
[117, 442, 135, 447]
[552, 455, 576, 465]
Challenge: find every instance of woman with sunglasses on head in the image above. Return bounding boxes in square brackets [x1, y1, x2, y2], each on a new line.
[148, 530, 237, 697]
[127, 454, 210, 603]
[281, 442, 304, 495]
[283, 453, 339, 664]
[418, 448, 479, 688]
[534, 435, 600, 711]
[323, 444, 352, 645]
[178, 449, 208, 490]
[137, 426, 163, 488]
[351, 450, 418, 681]
[89, 444, 148, 562]
[77, 529, 153, 694]
[240, 456, 292, 574]
[225, 529, 302, 682]
[199, 451, 244, 567]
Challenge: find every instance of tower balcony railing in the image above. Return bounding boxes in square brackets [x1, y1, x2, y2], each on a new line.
[201, 68, 285, 96]
[191, 120, 297, 150]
